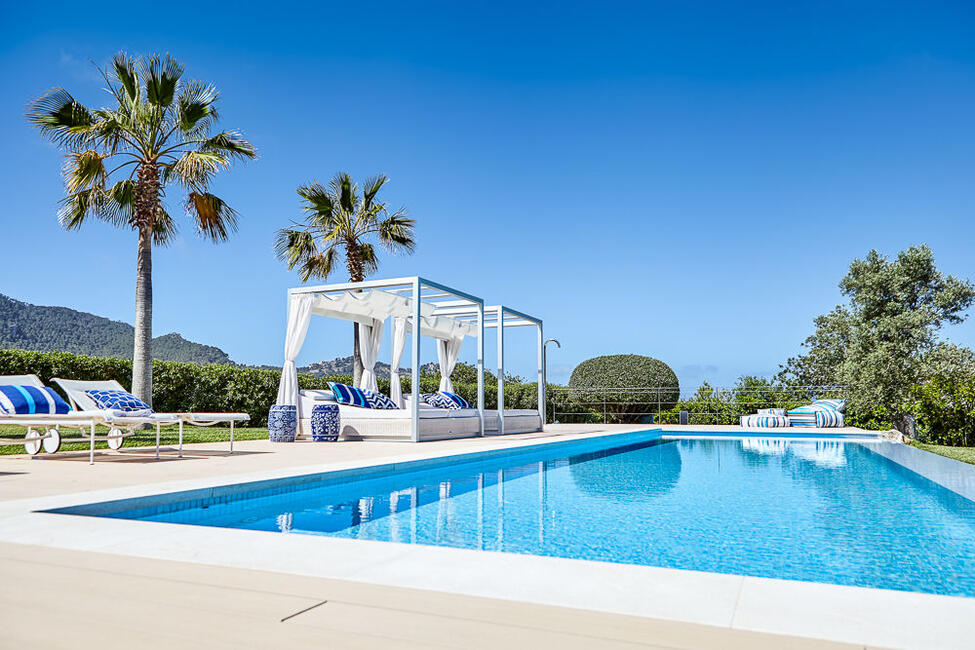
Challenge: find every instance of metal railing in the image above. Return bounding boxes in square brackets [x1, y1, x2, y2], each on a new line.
[547, 385, 847, 425]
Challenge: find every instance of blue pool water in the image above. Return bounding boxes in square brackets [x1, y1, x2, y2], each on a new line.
[70, 433, 975, 597]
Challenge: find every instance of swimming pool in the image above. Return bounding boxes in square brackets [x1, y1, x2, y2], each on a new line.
[57, 431, 975, 598]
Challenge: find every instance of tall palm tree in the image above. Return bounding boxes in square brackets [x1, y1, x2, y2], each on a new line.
[275, 173, 416, 384]
[27, 52, 256, 404]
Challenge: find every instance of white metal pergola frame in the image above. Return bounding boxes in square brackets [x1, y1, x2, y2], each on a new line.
[287, 276, 486, 442]
[431, 303, 545, 435]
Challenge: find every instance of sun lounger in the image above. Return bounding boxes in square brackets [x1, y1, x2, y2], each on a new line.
[53, 378, 249, 457]
[0, 374, 169, 463]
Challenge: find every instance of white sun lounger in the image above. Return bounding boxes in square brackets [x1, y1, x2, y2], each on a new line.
[53, 378, 250, 458]
[0, 374, 171, 464]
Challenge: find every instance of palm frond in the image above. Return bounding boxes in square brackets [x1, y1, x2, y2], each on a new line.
[358, 242, 379, 273]
[63, 150, 107, 192]
[164, 150, 227, 189]
[299, 248, 336, 282]
[26, 88, 96, 148]
[331, 172, 357, 214]
[140, 54, 182, 108]
[377, 210, 416, 253]
[105, 180, 136, 226]
[110, 52, 139, 103]
[57, 187, 103, 230]
[152, 206, 177, 245]
[175, 81, 219, 135]
[186, 192, 238, 241]
[274, 227, 317, 265]
[296, 182, 337, 222]
[361, 174, 388, 212]
[199, 130, 256, 162]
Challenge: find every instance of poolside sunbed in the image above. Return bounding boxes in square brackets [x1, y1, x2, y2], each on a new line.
[53, 378, 250, 457]
[0, 374, 171, 463]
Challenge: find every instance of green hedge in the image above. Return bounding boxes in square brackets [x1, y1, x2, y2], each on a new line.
[0, 348, 549, 426]
[568, 354, 680, 423]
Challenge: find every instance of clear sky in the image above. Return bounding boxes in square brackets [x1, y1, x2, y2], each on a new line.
[2, 1, 974, 388]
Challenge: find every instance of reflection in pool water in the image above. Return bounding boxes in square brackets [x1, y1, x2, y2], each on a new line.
[114, 437, 975, 597]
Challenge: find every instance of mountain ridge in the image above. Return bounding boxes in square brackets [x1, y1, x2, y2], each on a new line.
[0, 293, 233, 364]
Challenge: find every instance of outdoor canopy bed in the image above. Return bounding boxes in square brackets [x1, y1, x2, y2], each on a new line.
[275, 277, 545, 442]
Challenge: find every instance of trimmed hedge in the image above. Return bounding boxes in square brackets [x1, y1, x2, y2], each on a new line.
[568, 354, 680, 423]
[0, 348, 547, 426]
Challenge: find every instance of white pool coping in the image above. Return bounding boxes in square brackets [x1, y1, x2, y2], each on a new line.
[2, 429, 974, 649]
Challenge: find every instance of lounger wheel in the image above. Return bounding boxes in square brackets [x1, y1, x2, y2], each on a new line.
[42, 428, 61, 454]
[107, 428, 124, 450]
[24, 429, 42, 456]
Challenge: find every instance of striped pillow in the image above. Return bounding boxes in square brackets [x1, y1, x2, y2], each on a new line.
[328, 382, 368, 407]
[441, 391, 473, 409]
[813, 399, 846, 413]
[0, 385, 71, 415]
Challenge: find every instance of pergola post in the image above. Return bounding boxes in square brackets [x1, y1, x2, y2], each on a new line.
[497, 306, 505, 436]
[410, 277, 421, 442]
[537, 321, 545, 426]
[477, 302, 485, 435]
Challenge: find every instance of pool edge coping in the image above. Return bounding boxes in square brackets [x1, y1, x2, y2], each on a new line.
[1, 428, 974, 650]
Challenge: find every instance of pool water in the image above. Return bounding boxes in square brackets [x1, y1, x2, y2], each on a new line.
[93, 434, 975, 597]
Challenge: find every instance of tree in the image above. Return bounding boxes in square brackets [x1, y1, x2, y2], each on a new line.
[275, 173, 415, 384]
[27, 52, 256, 404]
[780, 245, 975, 432]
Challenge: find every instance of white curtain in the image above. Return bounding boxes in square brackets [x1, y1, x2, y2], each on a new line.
[276, 294, 315, 405]
[357, 318, 384, 393]
[389, 317, 407, 407]
[437, 336, 464, 392]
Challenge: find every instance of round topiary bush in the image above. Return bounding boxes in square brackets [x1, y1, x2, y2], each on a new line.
[568, 354, 680, 423]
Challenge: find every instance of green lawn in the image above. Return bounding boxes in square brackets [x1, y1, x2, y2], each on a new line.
[910, 441, 975, 466]
[0, 423, 267, 455]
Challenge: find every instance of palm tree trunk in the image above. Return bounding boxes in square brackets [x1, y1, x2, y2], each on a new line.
[132, 223, 153, 404]
[347, 244, 364, 386]
[131, 162, 159, 405]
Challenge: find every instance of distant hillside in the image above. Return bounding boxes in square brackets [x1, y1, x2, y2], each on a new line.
[0, 293, 233, 364]
[299, 355, 405, 378]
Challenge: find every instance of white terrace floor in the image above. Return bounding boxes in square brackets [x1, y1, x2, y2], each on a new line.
[0, 424, 968, 650]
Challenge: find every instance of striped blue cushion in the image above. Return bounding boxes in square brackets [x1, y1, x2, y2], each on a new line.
[815, 408, 844, 428]
[86, 389, 153, 413]
[440, 391, 472, 409]
[813, 399, 845, 412]
[328, 382, 368, 407]
[0, 385, 71, 415]
[787, 405, 819, 426]
[741, 414, 789, 428]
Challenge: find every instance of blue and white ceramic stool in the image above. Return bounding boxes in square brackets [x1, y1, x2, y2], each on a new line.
[268, 404, 297, 442]
[311, 403, 341, 442]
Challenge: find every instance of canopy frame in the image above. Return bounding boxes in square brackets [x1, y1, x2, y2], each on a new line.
[285, 277, 485, 442]
[434, 303, 544, 435]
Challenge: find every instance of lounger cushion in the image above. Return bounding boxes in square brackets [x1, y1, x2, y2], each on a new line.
[0, 385, 71, 415]
[362, 389, 397, 410]
[425, 392, 465, 409]
[813, 398, 846, 412]
[328, 382, 397, 409]
[328, 382, 368, 407]
[85, 389, 153, 413]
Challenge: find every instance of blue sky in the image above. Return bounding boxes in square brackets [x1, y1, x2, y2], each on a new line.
[2, 1, 975, 387]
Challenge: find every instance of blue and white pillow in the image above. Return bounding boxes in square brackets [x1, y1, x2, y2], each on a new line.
[0, 385, 71, 415]
[328, 382, 368, 407]
[362, 388, 398, 410]
[813, 398, 846, 413]
[424, 391, 472, 409]
[85, 389, 153, 414]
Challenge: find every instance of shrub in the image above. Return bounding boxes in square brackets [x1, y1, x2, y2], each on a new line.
[567, 354, 679, 423]
[0, 348, 551, 426]
[911, 377, 975, 446]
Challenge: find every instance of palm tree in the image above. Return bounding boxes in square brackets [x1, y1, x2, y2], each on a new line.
[27, 52, 256, 404]
[275, 173, 416, 384]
